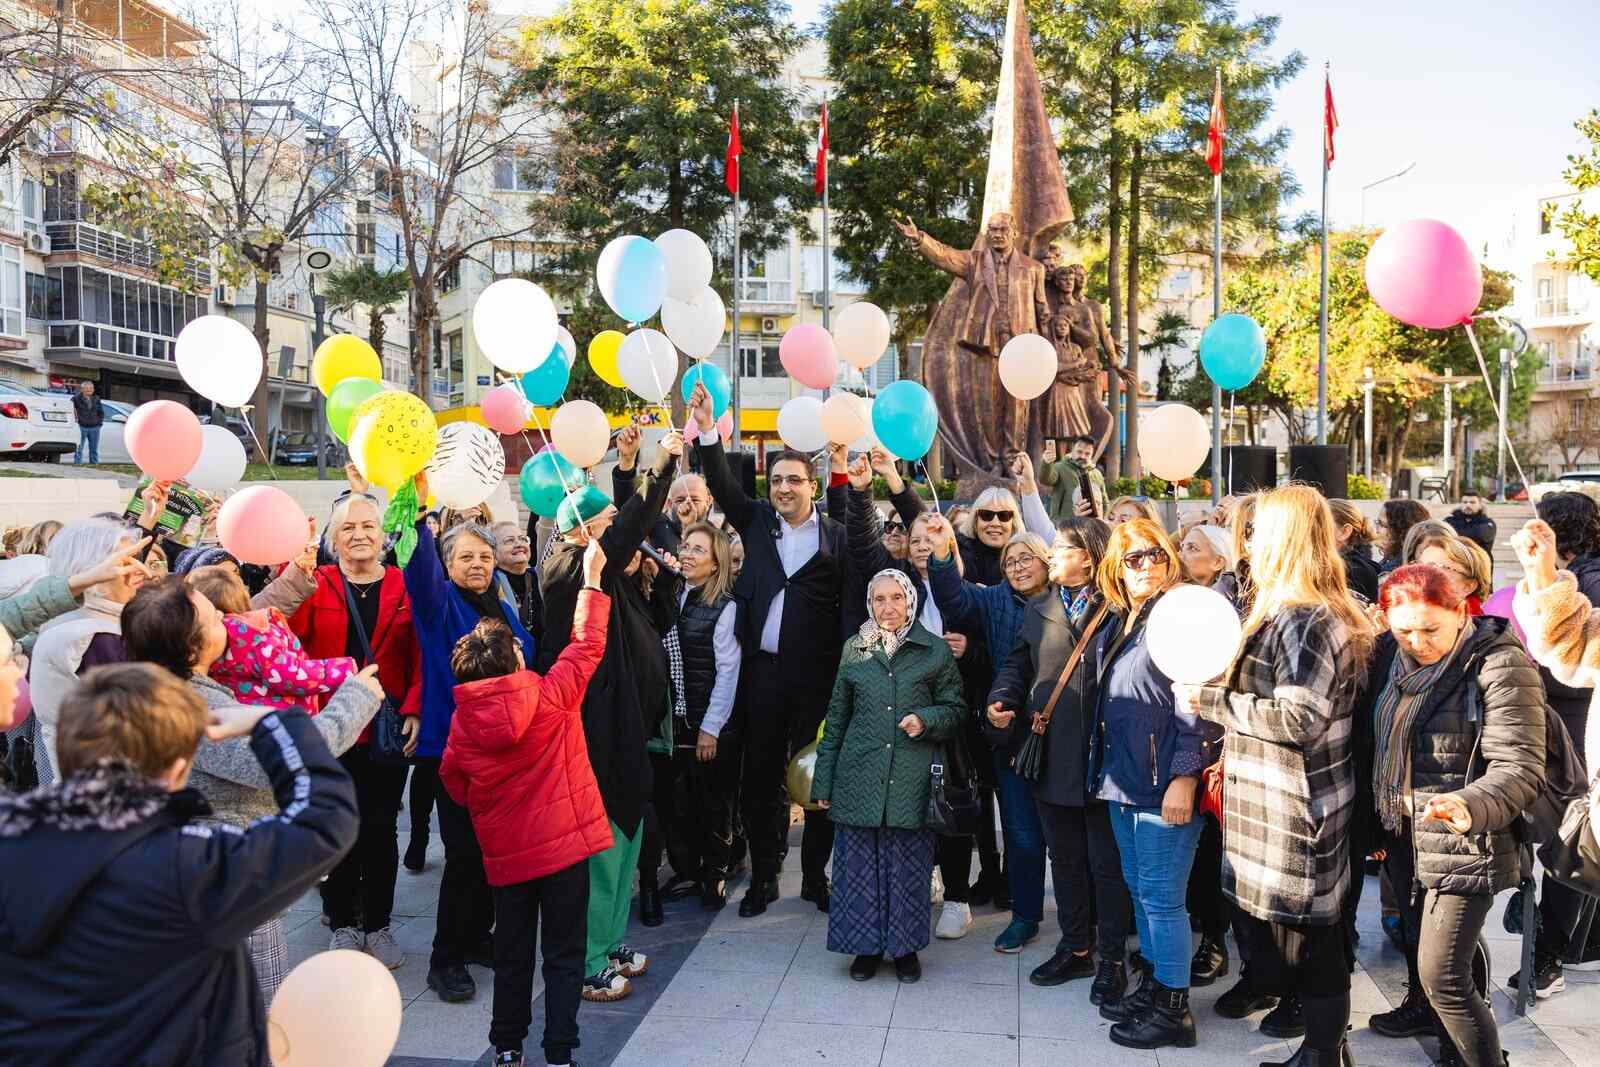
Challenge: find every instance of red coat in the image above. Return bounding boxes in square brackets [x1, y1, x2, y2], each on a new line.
[288, 565, 424, 743]
[440, 589, 613, 886]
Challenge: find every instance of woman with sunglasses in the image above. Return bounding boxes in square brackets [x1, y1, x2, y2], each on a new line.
[1177, 486, 1375, 1067]
[927, 514, 1054, 952]
[1090, 517, 1222, 1050]
[955, 452, 1055, 587]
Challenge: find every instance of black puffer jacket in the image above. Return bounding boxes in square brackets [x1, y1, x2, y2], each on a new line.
[1341, 545, 1380, 603]
[1363, 617, 1547, 896]
[1542, 555, 1600, 766]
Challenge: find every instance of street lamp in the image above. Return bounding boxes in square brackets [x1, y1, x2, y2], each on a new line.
[1362, 367, 1374, 480]
[1361, 161, 1418, 229]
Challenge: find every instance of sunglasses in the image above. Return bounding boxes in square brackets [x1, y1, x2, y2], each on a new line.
[1122, 547, 1170, 570]
[976, 509, 1015, 524]
[883, 522, 906, 534]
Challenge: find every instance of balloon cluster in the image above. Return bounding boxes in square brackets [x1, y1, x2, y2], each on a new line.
[312, 336, 437, 493]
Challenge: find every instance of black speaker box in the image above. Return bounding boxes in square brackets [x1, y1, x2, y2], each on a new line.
[1287, 444, 1349, 498]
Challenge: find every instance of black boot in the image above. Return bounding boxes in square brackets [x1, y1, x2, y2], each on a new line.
[639, 878, 664, 928]
[1191, 935, 1230, 986]
[1261, 993, 1306, 1038]
[403, 834, 428, 873]
[1260, 1043, 1354, 1067]
[1090, 958, 1127, 1006]
[1263, 991, 1353, 1066]
[1216, 970, 1279, 1018]
[1369, 984, 1436, 1038]
[701, 878, 728, 911]
[738, 879, 779, 917]
[1099, 967, 1154, 1023]
[1109, 981, 1197, 1050]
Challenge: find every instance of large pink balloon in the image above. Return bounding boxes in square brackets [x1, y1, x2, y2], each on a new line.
[479, 384, 528, 435]
[217, 486, 309, 565]
[779, 323, 839, 390]
[126, 401, 202, 481]
[1364, 219, 1483, 329]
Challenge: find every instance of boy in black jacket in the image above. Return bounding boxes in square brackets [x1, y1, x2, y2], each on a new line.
[0, 663, 358, 1067]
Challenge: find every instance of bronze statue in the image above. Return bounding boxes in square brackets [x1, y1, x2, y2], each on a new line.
[1037, 262, 1133, 461]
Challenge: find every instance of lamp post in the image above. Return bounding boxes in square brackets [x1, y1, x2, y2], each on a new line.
[1443, 370, 1454, 499]
[1497, 347, 1511, 501]
[1361, 161, 1417, 229]
[1362, 367, 1374, 480]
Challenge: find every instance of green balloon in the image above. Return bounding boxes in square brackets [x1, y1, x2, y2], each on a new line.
[326, 378, 386, 443]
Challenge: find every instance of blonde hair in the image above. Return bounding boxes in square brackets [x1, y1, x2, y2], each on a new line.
[1097, 517, 1181, 614]
[1326, 499, 1375, 549]
[959, 487, 1025, 540]
[18, 520, 62, 557]
[1109, 495, 1163, 526]
[1401, 520, 1457, 566]
[682, 521, 735, 606]
[189, 564, 251, 614]
[1243, 485, 1375, 665]
[1459, 539, 1494, 600]
[1408, 528, 1492, 600]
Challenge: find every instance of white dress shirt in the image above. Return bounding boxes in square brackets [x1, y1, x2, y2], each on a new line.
[759, 507, 821, 655]
[677, 585, 742, 738]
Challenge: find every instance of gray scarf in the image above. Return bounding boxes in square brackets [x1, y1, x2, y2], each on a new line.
[1373, 623, 1472, 833]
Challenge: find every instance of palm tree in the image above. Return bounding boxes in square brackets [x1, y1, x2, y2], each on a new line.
[320, 263, 410, 353]
[1144, 310, 1192, 402]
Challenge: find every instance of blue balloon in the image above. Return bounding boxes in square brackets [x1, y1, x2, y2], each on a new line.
[519, 451, 581, 518]
[596, 235, 668, 324]
[871, 380, 938, 461]
[519, 346, 571, 407]
[1199, 313, 1267, 391]
[681, 361, 731, 419]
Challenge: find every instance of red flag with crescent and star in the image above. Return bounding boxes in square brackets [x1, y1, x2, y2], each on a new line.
[815, 102, 828, 196]
[1324, 72, 1339, 167]
[725, 103, 742, 198]
[1205, 70, 1224, 176]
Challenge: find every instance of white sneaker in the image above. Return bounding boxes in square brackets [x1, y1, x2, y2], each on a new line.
[930, 868, 945, 907]
[329, 926, 364, 952]
[581, 965, 632, 1002]
[935, 901, 973, 940]
[607, 944, 648, 978]
[364, 926, 406, 970]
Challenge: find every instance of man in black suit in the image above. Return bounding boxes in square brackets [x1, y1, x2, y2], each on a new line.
[689, 384, 851, 916]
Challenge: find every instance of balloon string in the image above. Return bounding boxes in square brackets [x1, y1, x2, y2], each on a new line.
[526, 398, 592, 543]
[235, 404, 272, 475]
[637, 327, 677, 435]
[1462, 321, 1528, 492]
[1226, 390, 1236, 493]
[920, 459, 939, 514]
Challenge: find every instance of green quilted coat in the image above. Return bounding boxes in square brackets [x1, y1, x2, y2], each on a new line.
[811, 623, 967, 830]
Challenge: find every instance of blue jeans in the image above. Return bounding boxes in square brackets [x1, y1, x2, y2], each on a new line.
[1108, 802, 1203, 989]
[992, 749, 1046, 923]
[76, 425, 100, 464]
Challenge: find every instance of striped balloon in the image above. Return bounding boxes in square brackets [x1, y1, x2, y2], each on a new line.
[426, 422, 506, 510]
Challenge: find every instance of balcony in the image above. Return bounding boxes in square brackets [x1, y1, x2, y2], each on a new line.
[737, 277, 795, 314]
[46, 222, 211, 289]
[1531, 295, 1595, 326]
[1537, 357, 1596, 391]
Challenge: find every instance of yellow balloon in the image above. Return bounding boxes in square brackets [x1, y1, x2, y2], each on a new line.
[787, 740, 822, 812]
[588, 330, 626, 388]
[312, 335, 382, 396]
[348, 391, 438, 490]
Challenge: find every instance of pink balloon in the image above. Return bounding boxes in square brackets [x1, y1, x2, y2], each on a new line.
[126, 401, 202, 481]
[779, 323, 839, 390]
[7, 676, 30, 730]
[217, 486, 309, 565]
[480, 385, 528, 435]
[1364, 219, 1483, 329]
[717, 409, 734, 442]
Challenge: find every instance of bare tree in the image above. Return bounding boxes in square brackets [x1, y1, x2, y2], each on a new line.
[300, 0, 548, 404]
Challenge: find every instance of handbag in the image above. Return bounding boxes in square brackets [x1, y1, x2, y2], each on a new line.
[341, 575, 411, 766]
[1013, 601, 1110, 783]
[925, 733, 983, 837]
[1200, 756, 1226, 823]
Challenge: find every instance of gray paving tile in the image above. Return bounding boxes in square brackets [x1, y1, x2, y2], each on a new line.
[647, 968, 785, 1021]
[1018, 978, 1116, 1039]
[891, 974, 1017, 1036]
[742, 1019, 888, 1066]
[391, 999, 492, 1061]
[879, 1027, 1020, 1066]
[1020, 1035, 1157, 1066]
[613, 1015, 760, 1063]
[766, 970, 901, 1027]
[1346, 1013, 1432, 1067]
[681, 928, 805, 975]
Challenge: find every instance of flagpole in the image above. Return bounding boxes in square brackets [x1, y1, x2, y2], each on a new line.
[1211, 167, 1223, 506]
[821, 99, 831, 336]
[731, 100, 742, 449]
[1317, 63, 1330, 446]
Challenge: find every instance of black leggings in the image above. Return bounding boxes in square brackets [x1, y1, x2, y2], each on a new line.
[1036, 799, 1132, 959]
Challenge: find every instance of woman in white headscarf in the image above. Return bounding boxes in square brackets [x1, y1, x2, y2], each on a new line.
[811, 569, 967, 984]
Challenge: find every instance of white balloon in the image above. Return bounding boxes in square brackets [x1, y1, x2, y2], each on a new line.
[997, 333, 1056, 401]
[175, 315, 262, 408]
[550, 399, 611, 469]
[654, 229, 714, 301]
[555, 326, 577, 368]
[849, 396, 878, 453]
[473, 278, 558, 374]
[425, 422, 506, 509]
[184, 424, 249, 491]
[819, 393, 868, 445]
[616, 328, 678, 404]
[660, 286, 726, 359]
[776, 396, 826, 453]
[1139, 403, 1211, 482]
[833, 302, 892, 371]
[1146, 584, 1243, 685]
[268, 950, 401, 1067]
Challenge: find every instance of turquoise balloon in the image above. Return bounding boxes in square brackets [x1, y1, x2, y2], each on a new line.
[871, 380, 938, 461]
[520, 346, 571, 407]
[596, 235, 667, 324]
[681, 362, 731, 419]
[519, 451, 581, 517]
[1199, 313, 1267, 391]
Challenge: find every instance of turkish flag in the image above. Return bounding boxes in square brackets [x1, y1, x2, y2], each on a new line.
[814, 102, 828, 197]
[1205, 70, 1224, 176]
[1324, 73, 1339, 167]
[725, 103, 741, 198]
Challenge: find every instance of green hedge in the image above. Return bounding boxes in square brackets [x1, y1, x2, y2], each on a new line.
[1345, 474, 1384, 500]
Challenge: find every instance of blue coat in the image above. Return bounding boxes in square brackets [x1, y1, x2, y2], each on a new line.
[404, 522, 536, 759]
[927, 551, 1028, 685]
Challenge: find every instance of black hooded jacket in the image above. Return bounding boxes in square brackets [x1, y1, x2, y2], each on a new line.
[0, 708, 357, 1066]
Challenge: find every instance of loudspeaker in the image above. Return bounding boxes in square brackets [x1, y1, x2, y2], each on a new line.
[1288, 444, 1349, 498]
[1218, 446, 1277, 493]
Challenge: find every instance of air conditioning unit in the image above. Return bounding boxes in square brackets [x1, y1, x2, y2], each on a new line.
[809, 290, 834, 309]
[214, 285, 239, 306]
[760, 316, 779, 334]
[25, 231, 49, 255]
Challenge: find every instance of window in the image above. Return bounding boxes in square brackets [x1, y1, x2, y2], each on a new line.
[739, 343, 783, 379]
[20, 178, 40, 235]
[0, 245, 21, 337]
[355, 221, 376, 256]
[374, 225, 401, 272]
[26, 271, 55, 322]
[800, 246, 863, 295]
[1572, 399, 1587, 432]
[492, 152, 545, 193]
[0, 159, 15, 232]
[43, 170, 80, 223]
[448, 330, 464, 375]
[1159, 269, 1198, 300]
[441, 258, 461, 293]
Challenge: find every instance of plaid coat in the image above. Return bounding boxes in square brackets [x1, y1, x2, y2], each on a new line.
[1192, 605, 1359, 926]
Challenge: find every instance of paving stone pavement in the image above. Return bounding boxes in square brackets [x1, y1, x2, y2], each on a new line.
[280, 798, 1596, 1067]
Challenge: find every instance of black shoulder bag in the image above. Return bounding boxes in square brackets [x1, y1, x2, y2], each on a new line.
[1014, 601, 1110, 783]
[341, 576, 411, 766]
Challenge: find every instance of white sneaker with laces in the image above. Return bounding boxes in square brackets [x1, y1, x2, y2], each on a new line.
[329, 926, 364, 952]
[930, 868, 945, 907]
[581, 965, 631, 1003]
[365, 926, 405, 970]
[935, 901, 973, 940]
[608, 944, 648, 978]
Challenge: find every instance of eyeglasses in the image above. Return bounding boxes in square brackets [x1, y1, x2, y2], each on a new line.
[677, 543, 710, 558]
[769, 475, 812, 489]
[1122, 547, 1170, 570]
[1004, 554, 1044, 572]
[976, 509, 1015, 524]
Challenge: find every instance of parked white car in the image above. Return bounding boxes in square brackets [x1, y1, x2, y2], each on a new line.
[0, 380, 77, 461]
[1527, 471, 1600, 507]
[87, 400, 137, 465]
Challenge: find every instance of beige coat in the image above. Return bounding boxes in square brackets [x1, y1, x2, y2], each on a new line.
[1514, 570, 1600, 776]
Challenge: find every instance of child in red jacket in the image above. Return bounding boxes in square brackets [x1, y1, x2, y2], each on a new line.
[440, 539, 611, 1067]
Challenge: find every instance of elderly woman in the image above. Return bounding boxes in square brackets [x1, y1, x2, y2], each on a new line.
[121, 573, 383, 1005]
[1178, 524, 1239, 606]
[957, 457, 1055, 585]
[405, 470, 537, 1005]
[929, 519, 1054, 953]
[287, 491, 423, 971]
[812, 569, 965, 983]
[1110, 495, 1163, 527]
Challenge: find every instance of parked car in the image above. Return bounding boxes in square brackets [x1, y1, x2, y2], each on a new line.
[0, 380, 77, 461]
[1528, 471, 1600, 506]
[200, 414, 258, 461]
[274, 431, 342, 466]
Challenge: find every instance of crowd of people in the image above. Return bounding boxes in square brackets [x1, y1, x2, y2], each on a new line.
[1, 386, 1598, 1067]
